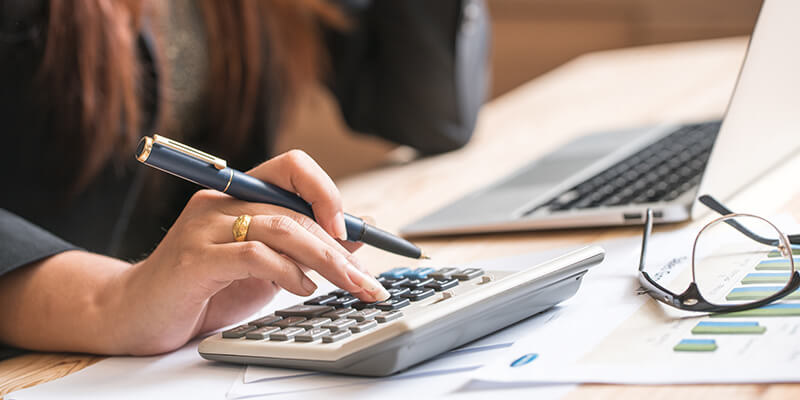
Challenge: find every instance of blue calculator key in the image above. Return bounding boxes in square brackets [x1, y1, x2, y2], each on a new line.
[379, 267, 413, 279]
[409, 267, 436, 280]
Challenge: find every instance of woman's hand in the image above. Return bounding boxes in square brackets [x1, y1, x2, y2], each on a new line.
[0, 149, 390, 356]
[112, 149, 390, 354]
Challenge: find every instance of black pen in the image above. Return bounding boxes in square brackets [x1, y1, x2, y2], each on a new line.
[135, 135, 428, 259]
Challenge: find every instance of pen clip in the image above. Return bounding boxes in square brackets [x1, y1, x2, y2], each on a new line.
[152, 134, 227, 170]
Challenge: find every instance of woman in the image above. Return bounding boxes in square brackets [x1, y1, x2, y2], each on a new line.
[0, 0, 489, 357]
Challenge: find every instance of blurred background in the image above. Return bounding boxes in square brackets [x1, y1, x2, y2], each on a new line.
[277, 0, 762, 178]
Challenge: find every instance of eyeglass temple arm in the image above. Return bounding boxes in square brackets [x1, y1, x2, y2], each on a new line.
[639, 208, 654, 272]
[698, 195, 800, 245]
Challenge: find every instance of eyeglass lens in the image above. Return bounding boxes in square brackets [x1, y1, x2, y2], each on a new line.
[692, 214, 796, 307]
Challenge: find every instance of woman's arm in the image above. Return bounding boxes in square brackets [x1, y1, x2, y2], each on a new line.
[0, 150, 389, 355]
[328, 0, 491, 154]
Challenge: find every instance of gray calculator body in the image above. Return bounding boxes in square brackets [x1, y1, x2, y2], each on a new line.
[199, 245, 604, 376]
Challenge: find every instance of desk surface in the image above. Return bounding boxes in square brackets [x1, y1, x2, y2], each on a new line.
[2, 37, 800, 399]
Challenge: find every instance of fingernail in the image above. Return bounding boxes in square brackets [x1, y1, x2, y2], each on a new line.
[334, 212, 348, 241]
[345, 263, 390, 301]
[301, 276, 317, 294]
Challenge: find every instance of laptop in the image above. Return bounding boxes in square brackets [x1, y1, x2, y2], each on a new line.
[402, 0, 800, 237]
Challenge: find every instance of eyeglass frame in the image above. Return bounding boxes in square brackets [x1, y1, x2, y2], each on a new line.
[637, 195, 800, 313]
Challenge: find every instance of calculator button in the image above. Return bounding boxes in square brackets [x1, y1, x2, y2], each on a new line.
[322, 318, 356, 332]
[387, 287, 410, 298]
[322, 329, 352, 343]
[380, 277, 410, 289]
[273, 316, 307, 328]
[375, 311, 403, 323]
[328, 289, 349, 297]
[349, 319, 378, 333]
[347, 309, 381, 321]
[222, 325, 257, 339]
[295, 328, 331, 342]
[270, 327, 305, 341]
[379, 267, 413, 279]
[329, 296, 360, 308]
[247, 314, 283, 327]
[304, 295, 338, 305]
[425, 278, 459, 291]
[429, 267, 460, 280]
[401, 277, 434, 288]
[245, 326, 280, 340]
[452, 268, 484, 280]
[322, 308, 356, 319]
[297, 317, 331, 330]
[275, 305, 333, 317]
[375, 298, 411, 311]
[409, 267, 437, 280]
[401, 288, 435, 301]
[352, 301, 378, 310]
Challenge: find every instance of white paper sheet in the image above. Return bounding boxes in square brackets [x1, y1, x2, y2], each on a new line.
[227, 307, 570, 399]
[474, 216, 800, 385]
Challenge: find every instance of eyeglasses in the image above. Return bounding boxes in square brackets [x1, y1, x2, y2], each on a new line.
[638, 194, 800, 313]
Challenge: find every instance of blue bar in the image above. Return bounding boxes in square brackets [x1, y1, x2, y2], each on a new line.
[762, 303, 800, 309]
[409, 267, 437, 280]
[678, 339, 716, 345]
[379, 267, 413, 279]
[760, 258, 800, 264]
[696, 321, 759, 327]
[730, 286, 785, 292]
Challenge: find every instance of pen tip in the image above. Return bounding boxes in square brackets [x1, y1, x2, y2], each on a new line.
[420, 252, 431, 260]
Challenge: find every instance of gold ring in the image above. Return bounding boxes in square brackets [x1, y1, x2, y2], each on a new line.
[232, 215, 252, 242]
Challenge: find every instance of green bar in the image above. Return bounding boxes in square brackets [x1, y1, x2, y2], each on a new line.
[711, 304, 800, 318]
[755, 264, 792, 271]
[726, 290, 800, 301]
[741, 274, 791, 284]
[768, 247, 800, 257]
[755, 258, 799, 270]
[691, 325, 766, 334]
[674, 340, 718, 352]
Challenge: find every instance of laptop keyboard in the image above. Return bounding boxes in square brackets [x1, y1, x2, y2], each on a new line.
[531, 120, 721, 214]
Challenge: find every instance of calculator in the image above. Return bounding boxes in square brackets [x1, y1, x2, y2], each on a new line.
[198, 245, 604, 376]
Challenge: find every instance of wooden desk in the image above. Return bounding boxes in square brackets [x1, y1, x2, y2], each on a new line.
[2, 37, 799, 399]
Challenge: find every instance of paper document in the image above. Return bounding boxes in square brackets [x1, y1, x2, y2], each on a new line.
[475, 216, 800, 385]
[226, 306, 570, 399]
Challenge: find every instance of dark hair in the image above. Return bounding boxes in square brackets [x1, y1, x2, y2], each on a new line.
[39, 0, 346, 193]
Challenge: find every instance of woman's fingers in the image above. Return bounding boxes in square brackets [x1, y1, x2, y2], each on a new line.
[246, 150, 347, 242]
[215, 201, 368, 273]
[208, 241, 317, 297]
[243, 214, 388, 302]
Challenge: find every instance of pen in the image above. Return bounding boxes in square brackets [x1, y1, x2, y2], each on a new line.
[135, 135, 429, 259]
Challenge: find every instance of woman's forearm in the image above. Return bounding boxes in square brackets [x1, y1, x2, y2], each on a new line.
[0, 250, 133, 354]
